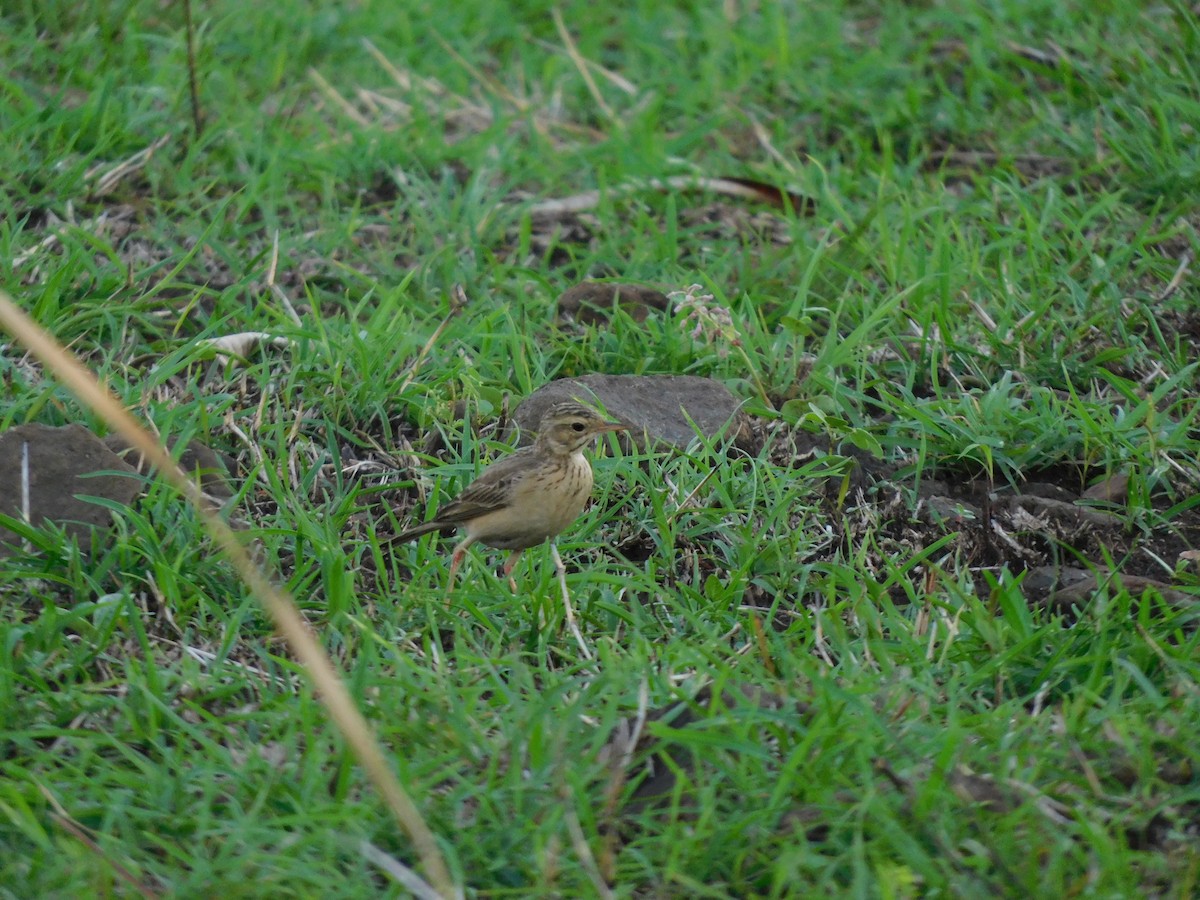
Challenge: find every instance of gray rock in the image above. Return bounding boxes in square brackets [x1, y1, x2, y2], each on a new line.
[0, 423, 141, 554]
[511, 375, 759, 453]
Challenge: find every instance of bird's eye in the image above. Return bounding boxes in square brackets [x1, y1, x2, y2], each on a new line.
[571, 422, 586, 432]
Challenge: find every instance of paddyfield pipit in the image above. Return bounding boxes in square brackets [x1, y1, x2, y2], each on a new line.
[394, 400, 627, 590]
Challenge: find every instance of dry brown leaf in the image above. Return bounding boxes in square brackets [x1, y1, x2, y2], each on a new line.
[198, 332, 293, 365]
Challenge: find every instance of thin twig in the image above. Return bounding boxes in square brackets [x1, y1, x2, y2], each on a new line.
[550, 543, 593, 661]
[746, 112, 798, 175]
[362, 38, 446, 96]
[88, 134, 172, 196]
[182, 0, 203, 136]
[1157, 249, 1192, 302]
[562, 789, 613, 900]
[170, 639, 299, 691]
[396, 285, 469, 394]
[430, 31, 530, 114]
[266, 230, 304, 326]
[599, 679, 650, 879]
[309, 68, 371, 125]
[38, 782, 160, 899]
[20, 439, 30, 522]
[13, 227, 67, 269]
[665, 462, 720, 525]
[0, 290, 457, 900]
[551, 9, 621, 127]
[359, 840, 444, 900]
[526, 174, 805, 216]
[529, 37, 638, 95]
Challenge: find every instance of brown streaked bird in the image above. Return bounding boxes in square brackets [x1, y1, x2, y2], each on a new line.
[394, 400, 627, 590]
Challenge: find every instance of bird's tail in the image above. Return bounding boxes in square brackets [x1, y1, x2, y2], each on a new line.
[387, 519, 447, 544]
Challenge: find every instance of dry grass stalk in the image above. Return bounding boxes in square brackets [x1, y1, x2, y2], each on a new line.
[0, 290, 458, 900]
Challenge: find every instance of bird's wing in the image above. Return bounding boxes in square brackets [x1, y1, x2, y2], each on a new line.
[433, 478, 514, 522]
[427, 451, 532, 523]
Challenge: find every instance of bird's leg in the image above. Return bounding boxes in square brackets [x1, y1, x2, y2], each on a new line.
[446, 536, 476, 600]
[446, 551, 463, 598]
[550, 542, 592, 660]
[501, 549, 524, 593]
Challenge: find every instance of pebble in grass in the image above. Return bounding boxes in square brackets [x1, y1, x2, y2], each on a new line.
[555, 281, 670, 326]
[0, 423, 141, 556]
[0, 423, 236, 556]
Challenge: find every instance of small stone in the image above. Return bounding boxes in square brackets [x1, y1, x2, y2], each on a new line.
[511, 374, 760, 453]
[556, 282, 670, 325]
[103, 434, 235, 504]
[0, 423, 141, 554]
[1082, 473, 1129, 504]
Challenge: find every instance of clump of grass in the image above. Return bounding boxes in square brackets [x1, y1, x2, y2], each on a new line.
[3, 0, 1199, 895]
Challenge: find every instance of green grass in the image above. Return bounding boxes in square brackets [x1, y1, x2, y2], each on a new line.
[3, 0, 1200, 896]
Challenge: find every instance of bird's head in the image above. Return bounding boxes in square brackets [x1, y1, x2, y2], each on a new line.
[534, 401, 627, 455]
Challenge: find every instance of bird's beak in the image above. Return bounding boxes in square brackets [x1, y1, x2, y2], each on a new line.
[599, 421, 628, 433]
